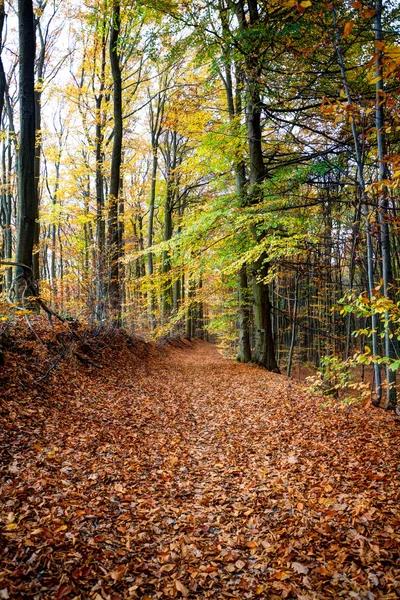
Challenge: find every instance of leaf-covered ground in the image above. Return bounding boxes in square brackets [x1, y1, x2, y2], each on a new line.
[1, 332, 400, 599]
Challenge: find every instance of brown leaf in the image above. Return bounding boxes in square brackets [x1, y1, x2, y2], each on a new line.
[57, 585, 73, 599]
[292, 562, 309, 575]
[175, 580, 189, 597]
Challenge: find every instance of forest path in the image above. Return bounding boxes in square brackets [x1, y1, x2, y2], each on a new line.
[1, 339, 400, 599]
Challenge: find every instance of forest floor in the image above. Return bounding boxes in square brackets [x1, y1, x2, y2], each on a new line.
[1, 323, 400, 600]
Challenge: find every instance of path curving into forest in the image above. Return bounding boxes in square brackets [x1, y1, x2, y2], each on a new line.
[1, 339, 400, 599]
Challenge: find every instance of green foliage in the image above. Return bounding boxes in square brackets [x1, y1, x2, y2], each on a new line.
[339, 290, 400, 372]
[306, 355, 370, 406]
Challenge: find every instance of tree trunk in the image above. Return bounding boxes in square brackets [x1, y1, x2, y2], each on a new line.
[161, 181, 173, 318]
[186, 277, 195, 339]
[286, 275, 298, 378]
[247, 87, 279, 372]
[374, 0, 396, 408]
[108, 0, 122, 324]
[237, 264, 252, 362]
[32, 15, 46, 285]
[252, 258, 280, 372]
[16, 0, 37, 296]
[146, 82, 166, 331]
[332, 5, 382, 401]
[95, 26, 107, 322]
[147, 151, 157, 330]
[219, 8, 252, 361]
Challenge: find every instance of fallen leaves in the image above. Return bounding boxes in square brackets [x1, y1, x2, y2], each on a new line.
[175, 580, 189, 596]
[292, 562, 309, 575]
[1, 332, 400, 599]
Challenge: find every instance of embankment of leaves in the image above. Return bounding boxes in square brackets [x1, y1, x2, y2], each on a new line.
[0, 316, 152, 395]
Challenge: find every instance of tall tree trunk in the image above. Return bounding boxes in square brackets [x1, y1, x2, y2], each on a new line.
[247, 88, 279, 372]
[32, 14, 46, 285]
[161, 181, 173, 319]
[332, 6, 382, 401]
[4, 131, 13, 289]
[0, 4, 12, 290]
[16, 0, 36, 296]
[147, 151, 157, 330]
[231, 0, 278, 371]
[118, 170, 125, 317]
[95, 25, 107, 322]
[224, 59, 252, 363]
[51, 163, 61, 293]
[345, 200, 362, 359]
[286, 275, 298, 378]
[374, 0, 396, 409]
[146, 83, 166, 330]
[108, 0, 122, 324]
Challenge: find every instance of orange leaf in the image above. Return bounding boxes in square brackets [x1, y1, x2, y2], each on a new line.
[274, 570, 291, 580]
[343, 22, 354, 37]
[362, 8, 376, 17]
[256, 585, 264, 594]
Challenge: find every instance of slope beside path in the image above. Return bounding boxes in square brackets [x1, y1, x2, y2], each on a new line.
[1, 338, 400, 599]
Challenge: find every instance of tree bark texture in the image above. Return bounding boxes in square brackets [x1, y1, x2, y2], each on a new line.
[108, 0, 123, 323]
[16, 0, 37, 294]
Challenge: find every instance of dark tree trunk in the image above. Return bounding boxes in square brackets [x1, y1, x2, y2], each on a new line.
[252, 258, 280, 372]
[186, 277, 195, 339]
[16, 0, 37, 295]
[286, 275, 298, 377]
[161, 129, 178, 320]
[233, 65, 251, 363]
[237, 264, 252, 363]
[108, 0, 122, 323]
[95, 25, 107, 322]
[32, 14, 46, 285]
[246, 87, 279, 372]
[231, 0, 278, 371]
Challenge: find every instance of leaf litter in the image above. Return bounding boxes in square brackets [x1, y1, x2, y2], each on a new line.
[1, 328, 400, 599]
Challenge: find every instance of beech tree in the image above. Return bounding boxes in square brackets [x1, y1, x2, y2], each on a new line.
[108, 0, 123, 322]
[15, 0, 36, 295]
